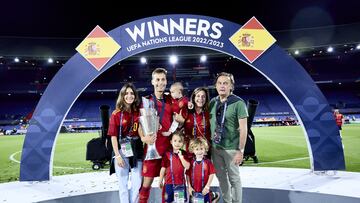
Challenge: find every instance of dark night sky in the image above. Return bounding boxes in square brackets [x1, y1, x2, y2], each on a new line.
[1, 0, 360, 38]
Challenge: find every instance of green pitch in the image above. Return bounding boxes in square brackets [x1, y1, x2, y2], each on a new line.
[0, 125, 359, 183]
[248, 125, 360, 172]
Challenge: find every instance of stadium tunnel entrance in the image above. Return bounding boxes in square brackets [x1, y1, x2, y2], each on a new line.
[20, 14, 345, 181]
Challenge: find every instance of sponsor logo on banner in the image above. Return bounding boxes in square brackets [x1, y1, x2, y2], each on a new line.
[229, 17, 276, 63]
[123, 17, 225, 52]
[76, 25, 121, 71]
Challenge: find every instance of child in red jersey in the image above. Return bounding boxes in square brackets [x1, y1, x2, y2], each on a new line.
[163, 82, 189, 136]
[187, 137, 219, 203]
[159, 131, 190, 203]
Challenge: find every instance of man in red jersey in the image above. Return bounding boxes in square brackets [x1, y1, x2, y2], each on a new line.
[334, 109, 344, 132]
[334, 109, 345, 149]
[138, 68, 183, 202]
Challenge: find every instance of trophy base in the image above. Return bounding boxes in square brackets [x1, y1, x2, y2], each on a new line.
[145, 148, 162, 160]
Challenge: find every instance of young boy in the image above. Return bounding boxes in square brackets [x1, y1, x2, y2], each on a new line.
[158, 131, 190, 203]
[163, 82, 189, 136]
[187, 137, 219, 203]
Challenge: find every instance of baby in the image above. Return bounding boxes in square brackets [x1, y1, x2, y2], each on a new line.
[163, 82, 189, 136]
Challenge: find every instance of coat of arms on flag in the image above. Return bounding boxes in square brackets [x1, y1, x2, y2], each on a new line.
[76, 25, 120, 71]
[229, 17, 276, 63]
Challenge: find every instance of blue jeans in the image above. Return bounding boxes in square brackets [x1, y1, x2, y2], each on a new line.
[114, 150, 143, 203]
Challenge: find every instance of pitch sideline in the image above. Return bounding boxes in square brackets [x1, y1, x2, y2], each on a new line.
[9, 150, 107, 170]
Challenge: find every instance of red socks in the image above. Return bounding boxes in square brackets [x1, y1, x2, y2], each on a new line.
[138, 186, 151, 203]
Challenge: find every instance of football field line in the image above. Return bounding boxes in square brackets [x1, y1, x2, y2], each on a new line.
[11, 150, 309, 169]
[9, 150, 107, 171]
[247, 157, 309, 165]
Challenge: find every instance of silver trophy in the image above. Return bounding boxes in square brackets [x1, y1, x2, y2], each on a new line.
[139, 97, 162, 160]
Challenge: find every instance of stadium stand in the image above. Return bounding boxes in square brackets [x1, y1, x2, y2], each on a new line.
[1, 50, 359, 131]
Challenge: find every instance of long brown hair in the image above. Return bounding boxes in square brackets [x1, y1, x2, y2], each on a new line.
[189, 87, 210, 113]
[115, 83, 140, 112]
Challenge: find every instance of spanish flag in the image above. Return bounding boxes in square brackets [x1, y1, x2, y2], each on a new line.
[76, 25, 120, 71]
[229, 17, 276, 63]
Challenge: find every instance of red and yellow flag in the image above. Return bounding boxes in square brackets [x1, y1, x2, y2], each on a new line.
[229, 17, 276, 63]
[76, 25, 120, 71]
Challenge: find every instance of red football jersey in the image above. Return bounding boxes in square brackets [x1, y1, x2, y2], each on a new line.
[335, 113, 343, 127]
[184, 111, 211, 150]
[143, 94, 174, 155]
[108, 110, 140, 138]
[186, 158, 216, 192]
[171, 96, 189, 119]
[161, 151, 189, 185]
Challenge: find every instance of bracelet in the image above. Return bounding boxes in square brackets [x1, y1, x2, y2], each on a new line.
[204, 186, 210, 190]
[113, 155, 121, 159]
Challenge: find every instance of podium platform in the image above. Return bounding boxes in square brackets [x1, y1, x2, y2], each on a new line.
[1, 167, 359, 203]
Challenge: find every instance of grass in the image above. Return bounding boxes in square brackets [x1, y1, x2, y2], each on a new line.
[0, 125, 359, 183]
[246, 126, 310, 168]
[0, 133, 99, 183]
[244, 124, 360, 171]
[0, 135, 24, 183]
[51, 132, 100, 176]
[342, 124, 360, 172]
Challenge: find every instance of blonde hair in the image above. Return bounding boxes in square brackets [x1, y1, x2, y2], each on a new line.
[189, 137, 209, 153]
[170, 82, 184, 94]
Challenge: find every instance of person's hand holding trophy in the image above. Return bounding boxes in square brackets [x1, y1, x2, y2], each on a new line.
[139, 97, 162, 160]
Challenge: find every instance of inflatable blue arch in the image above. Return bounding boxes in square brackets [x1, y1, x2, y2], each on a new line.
[20, 14, 345, 181]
